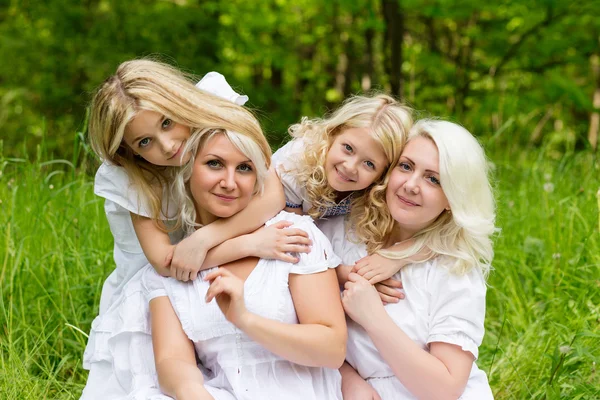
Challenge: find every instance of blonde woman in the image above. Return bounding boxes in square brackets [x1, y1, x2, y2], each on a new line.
[321, 120, 495, 399]
[82, 60, 311, 399]
[142, 126, 347, 399]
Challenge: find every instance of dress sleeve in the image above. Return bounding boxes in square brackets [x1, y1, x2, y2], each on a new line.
[141, 265, 168, 301]
[94, 162, 152, 218]
[426, 259, 487, 360]
[317, 217, 367, 266]
[271, 140, 306, 208]
[267, 212, 341, 275]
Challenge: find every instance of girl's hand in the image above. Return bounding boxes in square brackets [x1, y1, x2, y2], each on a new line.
[170, 233, 210, 282]
[342, 273, 387, 328]
[204, 268, 248, 327]
[247, 220, 312, 263]
[375, 278, 404, 304]
[352, 253, 406, 284]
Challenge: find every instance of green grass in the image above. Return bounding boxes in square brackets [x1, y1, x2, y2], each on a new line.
[0, 141, 599, 399]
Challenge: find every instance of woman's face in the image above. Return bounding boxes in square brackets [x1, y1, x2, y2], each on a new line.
[190, 133, 257, 225]
[124, 110, 192, 166]
[386, 136, 449, 238]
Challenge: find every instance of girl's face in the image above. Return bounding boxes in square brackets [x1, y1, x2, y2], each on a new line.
[124, 110, 192, 166]
[190, 133, 257, 225]
[386, 136, 449, 239]
[324, 127, 388, 193]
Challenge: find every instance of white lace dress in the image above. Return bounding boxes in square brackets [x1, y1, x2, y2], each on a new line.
[319, 217, 494, 400]
[142, 212, 344, 399]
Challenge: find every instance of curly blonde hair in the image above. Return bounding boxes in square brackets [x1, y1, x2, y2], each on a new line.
[287, 93, 413, 219]
[356, 119, 497, 277]
[88, 59, 262, 224]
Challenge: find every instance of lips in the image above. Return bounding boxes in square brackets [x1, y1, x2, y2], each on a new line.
[213, 193, 237, 202]
[168, 142, 184, 161]
[398, 195, 419, 207]
[335, 167, 355, 183]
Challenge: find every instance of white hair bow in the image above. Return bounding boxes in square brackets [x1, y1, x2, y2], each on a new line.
[196, 72, 249, 105]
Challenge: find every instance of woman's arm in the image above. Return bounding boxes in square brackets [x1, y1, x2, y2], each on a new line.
[150, 297, 214, 400]
[204, 267, 347, 369]
[342, 273, 473, 400]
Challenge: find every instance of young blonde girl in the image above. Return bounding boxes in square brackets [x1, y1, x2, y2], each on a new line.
[273, 95, 427, 298]
[82, 59, 310, 399]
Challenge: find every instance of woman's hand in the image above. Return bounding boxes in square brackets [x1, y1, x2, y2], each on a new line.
[352, 253, 405, 284]
[170, 232, 211, 282]
[204, 268, 249, 327]
[246, 220, 312, 263]
[342, 273, 387, 328]
[342, 380, 382, 400]
[375, 278, 404, 304]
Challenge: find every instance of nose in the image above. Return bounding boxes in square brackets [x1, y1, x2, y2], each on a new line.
[219, 168, 236, 191]
[159, 135, 176, 155]
[345, 157, 360, 175]
[403, 173, 420, 194]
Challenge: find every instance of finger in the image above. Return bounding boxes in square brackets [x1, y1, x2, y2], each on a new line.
[351, 263, 360, 273]
[180, 271, 190, 282]
[375, 283, 404, 299]
[283, 227, 309, 238]
[205, 276, 227, 302]
[344, 280, 353, 291]
[347, 272, 362, 282]
[275, 252, 300, 263]
[380, 278, 403, 289]
[190, 269, 199, 281]
[204, 267, 229, 282]
[368, 273, 385, 285]
[176, 268, 184, 281]
[378, 291, 400, 304]
[273, 220, 294, 229]
[282, 244, 311, 254]
[284, 235, 312, 246]
[362, 270, 379, 282]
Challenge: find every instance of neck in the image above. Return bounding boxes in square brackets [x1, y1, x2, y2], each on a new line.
[386, 223, 417, 246]
[196, 206, 219, 226]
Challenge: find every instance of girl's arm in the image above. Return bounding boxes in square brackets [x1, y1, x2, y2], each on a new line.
[204, 267, 347, 369]
[342, 273, 473, 400]
[133, 168, 286, 280]
[150, 297, 214, 400]
[170, 167, 286, 279]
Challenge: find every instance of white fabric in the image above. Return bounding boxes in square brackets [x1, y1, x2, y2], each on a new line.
[81, 163, 181, 399]
[271, 139, 311, 211]
[142, 212, 343, 400]
[318, 217, 494, 400]
[196, 71, 249, 105]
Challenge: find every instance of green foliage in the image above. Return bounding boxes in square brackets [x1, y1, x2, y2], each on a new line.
[1, 0, 599, 159]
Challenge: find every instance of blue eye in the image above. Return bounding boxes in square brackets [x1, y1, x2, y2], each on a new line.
[139, 138, 151, 148]
[161, 118, 173, 129]
[365, 160, 375, 170]
[428, 175, 441, 185]
[238, 163, 253, 172]
[343, 144, 353, 153]
[207, 159, 222, 168]
[398, 162, 411, 171]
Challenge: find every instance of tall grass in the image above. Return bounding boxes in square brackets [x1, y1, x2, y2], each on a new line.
[0, 139, 598, 399]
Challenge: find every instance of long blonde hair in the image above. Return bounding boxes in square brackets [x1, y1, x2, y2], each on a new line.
[88, 59, 262, 222]
[287, 93, 413, 219]
[172, 129, 272, 235]
[359, 119, 497, 276]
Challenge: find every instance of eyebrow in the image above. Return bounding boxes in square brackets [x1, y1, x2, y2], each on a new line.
[401, 156, 440, 174]
[205, 154, 252, 164]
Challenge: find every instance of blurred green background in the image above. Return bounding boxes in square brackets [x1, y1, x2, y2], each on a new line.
[1, 1, 600, 399]
[2, 0, 599, 158]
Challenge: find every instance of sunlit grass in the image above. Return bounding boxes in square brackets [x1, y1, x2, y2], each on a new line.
[0, 141, 599, 399]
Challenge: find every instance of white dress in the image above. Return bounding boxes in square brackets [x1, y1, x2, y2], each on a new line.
[81, 162, 179, 400]
[272, 139, 353, 218]
[142, 212, 343, 400]
[319, 217, 494, 400]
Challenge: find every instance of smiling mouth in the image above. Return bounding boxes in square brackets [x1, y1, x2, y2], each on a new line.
[213, 193, 237, 202]
[335, 167, 355, 183]
[168, 142, 183, 160]
[398, 195, 419, 206]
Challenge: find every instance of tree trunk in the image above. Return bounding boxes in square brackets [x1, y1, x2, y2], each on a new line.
[362, 27, 375, 91]
[381, 0, 404, 97]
